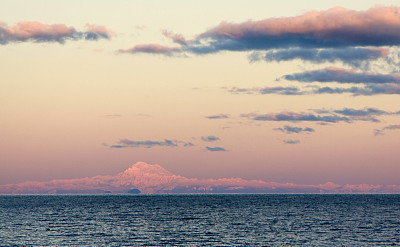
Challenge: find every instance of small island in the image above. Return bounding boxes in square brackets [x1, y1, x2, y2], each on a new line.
[127, 189, 141, 194]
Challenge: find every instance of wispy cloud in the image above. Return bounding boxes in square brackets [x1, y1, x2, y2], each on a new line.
[110, 139, 180, 148]
[374, 124, 400, 136]
[162, 30, 188, 45]
[313, 84, 400, 96]
[229, 86, 304, 95]
[283, 140, 300, 144]
[117, 44, 180, 55]
[205, 114, 230, 119]
[205, 146, 227, 152]
[334, 108, 387, 117]
[84, 24, 114, 40]
[241, 112, 350, 123]
[274, 126, 315, 134]
[282, 67, 400, 84]
[227, 83, 400, 96]
[249, 47, 389, 67]
[201, 136, 220, 142]
[241, 107, 395, 124]
[0, 21, 113, 44]
[135, 25, 147, 30]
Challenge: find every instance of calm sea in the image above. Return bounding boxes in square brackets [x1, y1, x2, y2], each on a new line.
[0, 194, 399, 246]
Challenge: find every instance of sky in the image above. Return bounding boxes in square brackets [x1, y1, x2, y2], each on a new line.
[1, 0, 400, 190]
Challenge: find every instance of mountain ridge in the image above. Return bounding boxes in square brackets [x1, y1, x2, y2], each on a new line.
[1, 161, 400, 194]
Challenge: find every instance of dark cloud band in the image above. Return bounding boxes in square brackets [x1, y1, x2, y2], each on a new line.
[196, 6, 400, 53]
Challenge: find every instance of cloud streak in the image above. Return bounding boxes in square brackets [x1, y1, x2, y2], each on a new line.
[241, 107, 396, 124]
[274, 126, 315, 134]
[110, 139, 184, 148]
[229, 86, 304, 95]
[241, 112, 350, 123]
[0, 21, 113, 44]
[117, 44, 180, 55]
[283, 140, 300, 144]
[228, 83, 400, 96]
[313, 84, 400, 96]
[333, 108, 387, 117]
[205, 146, 227, 152]
[249, 47, 389, 67]
[374, 124, 400, 136]
[201, 136, 220, 142]
[282, 67, 400, 84]
[205, 114, 230, 119]
[162, 30, 188, 45]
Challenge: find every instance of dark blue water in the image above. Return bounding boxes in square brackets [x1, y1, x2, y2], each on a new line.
[0, 194, 399, 246]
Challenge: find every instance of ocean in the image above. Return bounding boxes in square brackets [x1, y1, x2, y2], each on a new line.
[0, 194, 399, 246]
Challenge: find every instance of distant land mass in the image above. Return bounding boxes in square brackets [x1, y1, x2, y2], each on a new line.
[1, 162, 400, 194]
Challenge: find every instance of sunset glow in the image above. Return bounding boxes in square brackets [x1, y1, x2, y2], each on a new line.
[1, 0, 400, 193]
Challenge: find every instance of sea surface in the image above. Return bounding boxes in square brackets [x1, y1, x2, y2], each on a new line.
[0, 194, 399, 246]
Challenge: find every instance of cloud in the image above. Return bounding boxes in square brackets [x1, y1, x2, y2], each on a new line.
[227, 83, 400, 96]
[332, 107, 389, 122]
[249, 47, 389, 67]
[118, 6, 400, 62]
[201, 136, 220, 142]
[282, 67, 400, 84]
[135, 25, 147, 30]
[110, 139, 180, 148]
[84, 23, 114, 40]
[374, 129, 384, 136]
[117, 44, 180, 55]
[322, 107, 395, 122]
[241, 112, 350, 123]
[283, 139, 300, 144]
[228, 86, 306, 95]
[205, 114, 230, 119]
[383, 124, 400, 130]
[2, 162, 400, 194]
[260, 86, 304, 95]
[205, 146, 227, 152]
[333, 107, 387, 116]
[227, 86, 305, 95]
[191, 6, 400, 54]
[374, 124, 400, 136]
[242, 108, 393, 124]
[183, 142, 194, 147]
[0, 21, 112, 44]
[117, 6, 400, 66]
[274, 125, 315, 134]
[162, 30, 188, 45]
[118, 30, 187, 55]
[312, 84, 400, 95]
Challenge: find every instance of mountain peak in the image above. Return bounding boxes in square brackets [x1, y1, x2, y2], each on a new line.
[122, 161, 174, 177]
[112, 162, 187, 192]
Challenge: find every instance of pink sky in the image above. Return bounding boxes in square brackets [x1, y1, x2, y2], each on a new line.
[1, 2, 400, 193]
